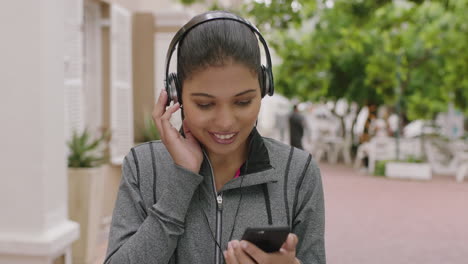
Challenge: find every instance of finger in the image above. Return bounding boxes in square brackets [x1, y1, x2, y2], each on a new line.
[153, 90, 168, 118]
[280, 233, 298, 254]
[152, 90, 168, 138]
[225, 242, 239, 264]
[232, 241, 256, 264]
[224, 251, 231, 264]
[160, 103, 180, 142]
[240, 240, 268, 263]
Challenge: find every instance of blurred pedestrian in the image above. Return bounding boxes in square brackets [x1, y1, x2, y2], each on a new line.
[289, 105, 305, 149]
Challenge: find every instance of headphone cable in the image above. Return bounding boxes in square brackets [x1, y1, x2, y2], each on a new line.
[200, 140, 251, 263]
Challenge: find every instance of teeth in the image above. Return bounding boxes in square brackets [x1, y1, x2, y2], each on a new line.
[214, 133, 235, 140]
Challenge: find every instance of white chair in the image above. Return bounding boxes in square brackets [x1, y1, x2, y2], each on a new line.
[355, 136, 423, 174]
[354, 142, 370, 169]
[310, 140, 332, 163]
[455, 152, 468, 182]
[367, 137, 395, 174]
[425, 139, 468, 182]
[328, 134, 352, 165]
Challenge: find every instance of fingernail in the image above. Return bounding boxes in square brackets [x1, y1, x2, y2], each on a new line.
[240, 241, 248, 249]
[232, 241, 238, 249]
[228, 241, 232, 250]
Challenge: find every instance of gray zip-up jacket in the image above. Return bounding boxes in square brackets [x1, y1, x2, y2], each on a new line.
[104, 128, 326, 264]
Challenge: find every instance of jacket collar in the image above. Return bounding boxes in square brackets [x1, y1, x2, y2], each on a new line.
[242, 127, 273, 175]
[200, 127, 276, 193]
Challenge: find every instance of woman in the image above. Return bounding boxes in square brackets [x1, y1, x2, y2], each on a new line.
[104, 10, 325, 264]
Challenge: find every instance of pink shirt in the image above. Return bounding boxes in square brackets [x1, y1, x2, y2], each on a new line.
[233, 168, 241, 179]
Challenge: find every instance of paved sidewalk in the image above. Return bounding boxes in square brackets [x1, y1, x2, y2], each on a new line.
[321, 163, 468, 264]
[96, 163, 468, 264]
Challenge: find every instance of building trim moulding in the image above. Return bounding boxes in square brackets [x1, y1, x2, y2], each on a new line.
[0, 220, 79, 258]
[154, 26, 182, 33]
[154, 9, 192, 29]
[99, 0, 137, 12]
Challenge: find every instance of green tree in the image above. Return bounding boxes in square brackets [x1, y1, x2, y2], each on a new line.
[177, 0, 468, 118]
[246, 0, 467, 118]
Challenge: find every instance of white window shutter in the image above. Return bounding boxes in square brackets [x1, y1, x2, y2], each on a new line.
[64, 0, 85, 141]
[83, 1, 103, 134]
[110, 5, 134, 165]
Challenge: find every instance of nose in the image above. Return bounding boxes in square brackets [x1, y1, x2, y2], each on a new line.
[214, 105, 236, 131]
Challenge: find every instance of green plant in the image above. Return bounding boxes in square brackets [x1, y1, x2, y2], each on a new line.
[142, 115, 160, 142]
[406, 155, 424, 163]
[374, 160, 388, 177]
[67, 129, 110, 168]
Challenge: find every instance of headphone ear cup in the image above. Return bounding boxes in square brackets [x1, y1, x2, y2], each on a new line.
[259, 66, 266, 97]
[166, 73, 181, 106]
[261, 65, 274, 97]
[174, 74, 183, 105]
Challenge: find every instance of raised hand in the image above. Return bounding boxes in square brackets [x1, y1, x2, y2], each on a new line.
[152, 90, 203, 174]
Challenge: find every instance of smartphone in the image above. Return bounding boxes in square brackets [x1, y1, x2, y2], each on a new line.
[241, 226, 290, 253]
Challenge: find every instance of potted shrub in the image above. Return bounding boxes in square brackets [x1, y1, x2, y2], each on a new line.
[134, 114, 161, 146]
[142, 114, 160, 142]
[67, 129, 109, 264]
[374, 160, 388, 177]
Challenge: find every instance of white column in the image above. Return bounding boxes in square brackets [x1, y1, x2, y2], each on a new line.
[0, 0, 79, 263]
[109, 4, 134, 165]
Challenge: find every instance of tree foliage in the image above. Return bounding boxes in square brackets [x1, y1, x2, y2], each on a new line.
[176, 0, 468, 118]
[242, 0, 468, 119]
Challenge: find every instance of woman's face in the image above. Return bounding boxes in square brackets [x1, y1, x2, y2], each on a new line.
[181, 61, 261, 157]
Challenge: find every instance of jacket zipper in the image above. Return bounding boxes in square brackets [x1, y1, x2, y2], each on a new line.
[203, 151, 223, 264]
[216, 193, 223, 264]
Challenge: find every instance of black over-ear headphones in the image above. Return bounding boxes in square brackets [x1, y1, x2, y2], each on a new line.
[164, 11, 275, 106]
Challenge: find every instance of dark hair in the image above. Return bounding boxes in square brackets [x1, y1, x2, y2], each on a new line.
[177, 12, 262, 87]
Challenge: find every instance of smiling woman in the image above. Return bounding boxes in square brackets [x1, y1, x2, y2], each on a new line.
[183, 62, 261, 163]
[104, 10, 326, 264]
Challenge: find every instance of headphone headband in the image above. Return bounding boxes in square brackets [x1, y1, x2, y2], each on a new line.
[164, 11, 274, 106]
[165, 11, 273, 80]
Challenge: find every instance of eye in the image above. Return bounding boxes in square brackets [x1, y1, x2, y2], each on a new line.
[196, 103, 213, 109]
[236, 100, 252, 106]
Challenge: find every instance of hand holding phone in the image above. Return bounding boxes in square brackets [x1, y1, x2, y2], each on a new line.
[224, 228, 299, 264]
[152, 90, 203, 174]
[241, 226, 290, 253]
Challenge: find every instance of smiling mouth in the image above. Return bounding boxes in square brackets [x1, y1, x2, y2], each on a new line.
[209, 132, 238, 144]
[213, 133, 236, 140]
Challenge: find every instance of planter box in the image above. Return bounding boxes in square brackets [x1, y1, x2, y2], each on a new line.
[100, 164, 122, 236]
[68, 166, 105, 264]
[385, 162, 432, 180]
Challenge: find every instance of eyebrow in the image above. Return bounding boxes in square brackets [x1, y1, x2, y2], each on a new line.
[190, 89, 257, 98]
